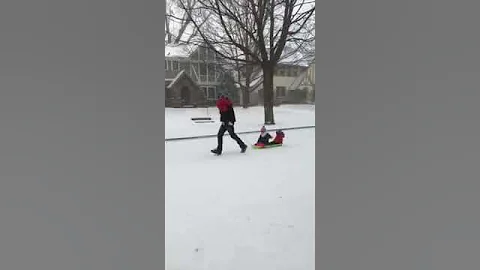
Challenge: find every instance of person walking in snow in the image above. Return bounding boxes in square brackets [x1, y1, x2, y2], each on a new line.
[211, 95, 247, 155]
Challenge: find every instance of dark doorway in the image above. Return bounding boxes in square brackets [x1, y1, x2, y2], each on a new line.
[180, 86, 190, 105]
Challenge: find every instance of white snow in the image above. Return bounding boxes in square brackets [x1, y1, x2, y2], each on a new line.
[278, 47, 314, 67]
[165, 44, 196, 58]
[165, 105, 315, 270]
[165, 104, 315, 139]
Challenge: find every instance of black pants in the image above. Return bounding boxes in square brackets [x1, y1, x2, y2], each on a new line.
[216, 123, 246, 152]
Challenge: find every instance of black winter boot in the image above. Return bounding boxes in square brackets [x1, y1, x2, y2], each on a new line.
[211, 148, 222, 155]
[240, 145, 247, 153]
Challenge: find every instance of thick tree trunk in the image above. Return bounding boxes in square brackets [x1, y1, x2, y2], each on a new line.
[242, 87, 250, 108]
[262, 65, 275, 125]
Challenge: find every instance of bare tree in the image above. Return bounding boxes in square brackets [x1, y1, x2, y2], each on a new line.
[165, 0, 209, 45]
[223, 41, 258, 108]
[179, 0, 315, 124]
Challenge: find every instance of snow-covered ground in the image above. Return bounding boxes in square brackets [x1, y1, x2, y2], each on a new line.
[165, 105, 315, 270]
[165, 104, 315, 139]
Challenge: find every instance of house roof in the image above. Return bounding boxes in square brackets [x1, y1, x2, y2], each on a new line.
[165, 70, 179, 80]
[165, 43, 197, 58]
[219, 44, 315, 68]
[240, 60, 314, 92]
[166, 70, 186, 89]
[165, 69, 200, 91]
[278, 46, 315, 67]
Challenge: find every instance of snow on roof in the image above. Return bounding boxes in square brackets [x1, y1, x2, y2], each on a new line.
[278, 46, 315, 67]
[165, 43, 197, 58]
[166, 70, 187, 89]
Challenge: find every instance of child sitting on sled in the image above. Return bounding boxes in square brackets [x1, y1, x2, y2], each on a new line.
[254, 126, 285, 147]
[271, 129, 285, 144]
[255, 126, 272, 146]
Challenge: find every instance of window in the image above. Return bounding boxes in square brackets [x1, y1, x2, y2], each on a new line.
[200, 87, 207, 98]
[199, 47, 206, 60]
[172, 61, 178, 71]
[276, 86, 286, 97]
[208, 63, 216, 82]
[216, 64, 223, 80]
[207, 87, 216, 99]
[199, 63, 207, 75]
[165, 60, 167, 70]
[199, 63, 207, 82]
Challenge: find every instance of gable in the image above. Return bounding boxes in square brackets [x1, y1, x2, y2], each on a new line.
[166, 70, 199, 91]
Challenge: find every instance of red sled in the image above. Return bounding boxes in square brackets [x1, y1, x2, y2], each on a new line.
[252, 143, 283, 149]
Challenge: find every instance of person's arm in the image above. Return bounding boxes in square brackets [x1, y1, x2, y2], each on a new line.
[225, 107, 235, 125]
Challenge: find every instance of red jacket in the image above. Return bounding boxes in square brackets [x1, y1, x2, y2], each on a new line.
[216, 97, 236, 123]
[273, 131, 285, 144]
[216, 96, 232, 112]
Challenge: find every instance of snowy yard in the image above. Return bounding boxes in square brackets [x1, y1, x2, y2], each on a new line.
[165, 105, 315, 270]
[165, 104, 315, 139]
